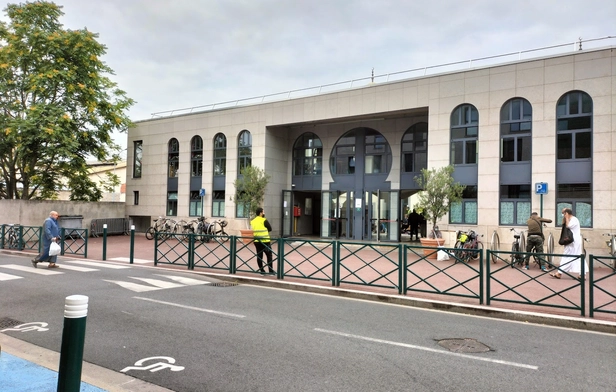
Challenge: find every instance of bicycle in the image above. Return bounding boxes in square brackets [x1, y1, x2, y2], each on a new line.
[509, 228, 526, 268]
[3, 224, 20, 249]
[489, 230, 500, 263]
[453, 229, 483, 263]
[603, 232, 616, 270]
[145, 216, 174, 240]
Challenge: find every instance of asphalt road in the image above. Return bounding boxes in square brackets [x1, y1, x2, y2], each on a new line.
[1, 254, 614, 392]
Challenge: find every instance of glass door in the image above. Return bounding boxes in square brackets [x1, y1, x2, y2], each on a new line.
[365, 190, 399, 242]
[321, 191, 353, 239]
[281, 190, 293, 237]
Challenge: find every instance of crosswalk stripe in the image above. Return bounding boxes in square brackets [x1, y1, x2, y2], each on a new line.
[155, 274, 209, 286]
[0, 272, 22, 281]
[62, 260, 131, 269]
[0, 264, 62, 275]
[129, 277, 185, 289]
[109, 257, 151, 264]
[51, 264, 98, 272]
[103, 279, 162, 292]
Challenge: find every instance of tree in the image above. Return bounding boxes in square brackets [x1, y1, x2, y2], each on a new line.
[233, 165, 271, 224]
[0, 1, 134, 200]
[414, 166, 465, 235]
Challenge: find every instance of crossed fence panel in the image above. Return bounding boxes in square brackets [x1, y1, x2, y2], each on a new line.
[280, 238, 336, 284]
[589, 255, 616, 317]
[154, 232, 190, 267]
[193, 234, 233, 271]
[337, 241, 402, 293]
[404, 244, 483, 302]
[60, 228, 88, 258]
[487, 249, 585, 316]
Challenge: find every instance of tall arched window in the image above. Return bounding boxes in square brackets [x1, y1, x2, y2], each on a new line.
[167, 138, 179, 216]
[401, 122, 427, 173]
[236, 130, 252, 218]
[449, 105, 478, 224]
[238, 130, 252, 173]
[556, 91, 593, 227]
[190, 136, 203, 177]
[293, 132, 322, 176]
[499, 98, 532, 225]
[213, 133, 227, 217]
[168, 138, 179, 178]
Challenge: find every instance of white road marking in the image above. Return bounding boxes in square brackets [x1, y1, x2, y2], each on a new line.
[0, 272, 22, 281]
[129, 277, 185, 289]
[155, 274, 209, 286]
[50, 264, 98, 272]
[314, 328, 538, 370]
[0, 264, 62, 275]
[103, 279, 163, 292]
[63, 260, 131, 269]
[134, 297, 246, 318]
[109, 257, 151, 264]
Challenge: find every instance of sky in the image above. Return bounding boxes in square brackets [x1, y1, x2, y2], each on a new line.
[2, 0, 615, 151]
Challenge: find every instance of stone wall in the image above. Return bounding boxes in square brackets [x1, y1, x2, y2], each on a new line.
[0, 200, 125, 230]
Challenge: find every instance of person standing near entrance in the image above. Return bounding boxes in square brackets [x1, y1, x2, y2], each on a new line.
[32, 210, 60, 268]
[408, 209, 421, 241]
[250, 207, 273, 275]
[524, 212, 552, 271]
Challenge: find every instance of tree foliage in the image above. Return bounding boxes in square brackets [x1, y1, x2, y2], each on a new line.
[414, 166, 465, 232]
[0, 1, 134, 200]
[233, 165, 271, 221]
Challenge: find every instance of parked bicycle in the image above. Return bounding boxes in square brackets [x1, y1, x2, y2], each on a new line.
[145, 217, 176, 240]
[510, 228, 526, 268]
[453, 229, 483, 263]
[3, 224, 20, 249]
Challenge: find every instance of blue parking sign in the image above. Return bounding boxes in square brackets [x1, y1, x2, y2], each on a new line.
[535, 182, 548, 195]
[199, 188, 205, 197]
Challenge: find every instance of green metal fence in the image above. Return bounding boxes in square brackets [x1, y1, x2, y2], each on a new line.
[589, 255, 616, 317]
[487, 249, 585, 316]
[337, 241, 402, 293]
[60, 228, 88, 258]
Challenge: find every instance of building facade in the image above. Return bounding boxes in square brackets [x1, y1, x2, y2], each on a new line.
[126, 45, 615, 253]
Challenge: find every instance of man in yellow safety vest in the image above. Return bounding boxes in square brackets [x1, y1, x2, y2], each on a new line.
[250, 207, 273, 275]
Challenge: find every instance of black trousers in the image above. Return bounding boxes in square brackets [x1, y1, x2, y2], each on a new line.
[254, 241, 273, 272]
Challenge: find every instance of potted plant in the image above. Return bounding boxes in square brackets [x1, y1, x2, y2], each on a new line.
[414, 166, 464, 257]
[233, 165, 271, 241]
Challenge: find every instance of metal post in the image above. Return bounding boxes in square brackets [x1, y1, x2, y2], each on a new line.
[540, 194, 544, 217]
[129, 225, 135, 264]
[57, 295, 89, 392]
[102, 224, 107, 261]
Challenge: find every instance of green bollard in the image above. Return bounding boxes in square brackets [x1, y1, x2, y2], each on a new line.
[57, 295, 89, 392]
[129, 225, 135, 264]
[102, 224, 107, 261]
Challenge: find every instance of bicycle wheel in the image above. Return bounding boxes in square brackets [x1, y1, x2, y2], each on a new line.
[145, 227, 155, 240]
[470, 241, 483, 261]
[489, 231, 500, 264]
[510, 242, 519, 267]
[462, 242, 474, 263]
[453, 240, 464, 263]
[546, 232, 554, 265]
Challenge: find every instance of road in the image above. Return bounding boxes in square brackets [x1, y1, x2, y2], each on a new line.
[1, 254, 614, 392]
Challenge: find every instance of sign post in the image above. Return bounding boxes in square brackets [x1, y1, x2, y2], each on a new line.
[199, 188, 205, 216]
[535, 182, 548, 217]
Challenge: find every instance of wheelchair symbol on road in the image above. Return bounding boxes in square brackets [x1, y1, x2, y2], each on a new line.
[121, 356, 185, 373]
[1, 322, 49, 333]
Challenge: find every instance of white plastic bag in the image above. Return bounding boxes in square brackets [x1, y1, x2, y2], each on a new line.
[437, 246, 449, 261]
[49, 241, 61, 256]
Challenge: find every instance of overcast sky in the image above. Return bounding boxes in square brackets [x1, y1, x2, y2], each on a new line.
[2, 1, 615, 150]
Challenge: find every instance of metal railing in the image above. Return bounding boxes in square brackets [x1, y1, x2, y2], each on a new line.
[60, 228, 88, 258]
[589, 255, 616, 317]
[150, 36, 615, 118]
[90, 218, 129, 237]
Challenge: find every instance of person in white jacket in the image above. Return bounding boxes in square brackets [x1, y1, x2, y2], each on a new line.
[550, 208, 588, 280]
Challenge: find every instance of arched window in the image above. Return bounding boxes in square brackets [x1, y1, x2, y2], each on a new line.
[293, 132, 323, 176]
[214, 133, 227, 176]
[556, 91, 593, 227]
[401, 122, 427, 173]
[449, 105, 479, 224]
[499, 98, 532, 225]
[168, 138, 179, 178]
[191, 136, 203, 177]
[450, 105, 478, 165]
[213, 133, 227, 217]
[238, 130, 252, 173]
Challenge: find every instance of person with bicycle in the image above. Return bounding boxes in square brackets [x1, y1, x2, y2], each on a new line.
[525, 212, 552, 271]
[250, 207, 274, 275]
[31, 210, 60, 269]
